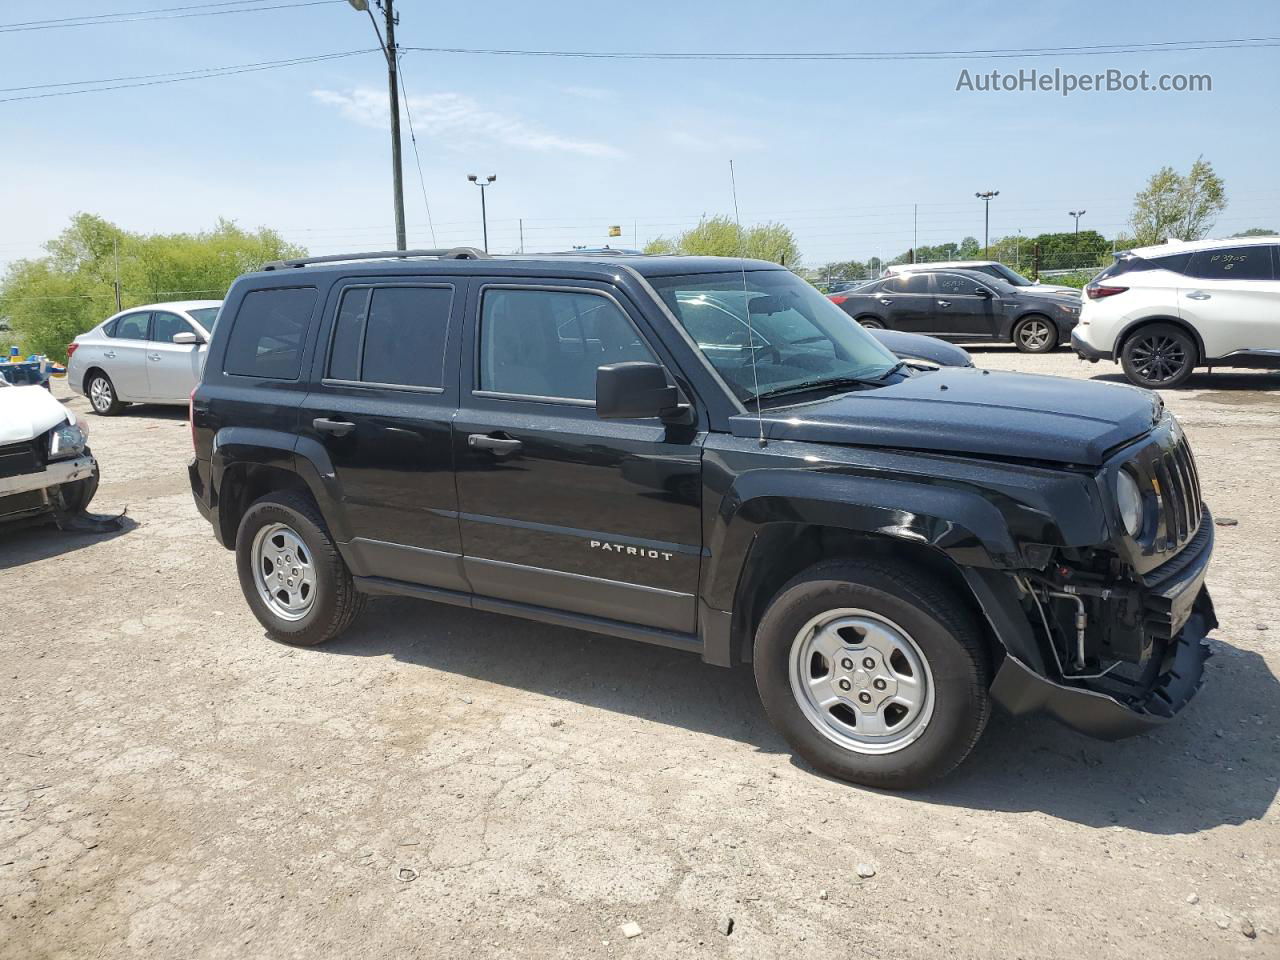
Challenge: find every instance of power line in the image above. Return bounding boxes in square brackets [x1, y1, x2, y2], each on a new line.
[0, 50, 377, 104]
[402, 36, 1280, 62]
[394, 54, 439, 247]
[0, 0, 344, 34]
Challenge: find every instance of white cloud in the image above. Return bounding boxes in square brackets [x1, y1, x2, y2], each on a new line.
[312, 88, 623, 159]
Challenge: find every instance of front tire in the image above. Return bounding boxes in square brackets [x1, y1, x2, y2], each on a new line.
[1012, 315, 1058, 353]
[86, 371, 125, 415]
[1120, 323, 1197, 389]
[753, 560, 991, 789]
[235, 491, 365, 646]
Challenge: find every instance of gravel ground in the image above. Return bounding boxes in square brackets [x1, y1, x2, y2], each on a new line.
[3, 349, 1278, 960]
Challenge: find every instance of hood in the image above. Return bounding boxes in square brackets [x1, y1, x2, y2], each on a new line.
[730, 368, 1161, 465]
[1029, 283, 1080, 296]
[0, 384, 70, 445]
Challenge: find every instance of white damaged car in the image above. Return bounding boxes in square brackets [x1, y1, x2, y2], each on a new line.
[0, 372, 99, 527]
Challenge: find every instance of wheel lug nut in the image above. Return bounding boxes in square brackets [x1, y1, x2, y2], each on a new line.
[858, 692, 872, 704]
[840, 658, 854, 670]
[873, 679, 887, 691]
[837, 679, 852, 692]
[863, 657, 875, 669]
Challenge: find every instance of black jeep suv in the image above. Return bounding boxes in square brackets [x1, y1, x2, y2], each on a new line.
[189, 248, 1216, 788]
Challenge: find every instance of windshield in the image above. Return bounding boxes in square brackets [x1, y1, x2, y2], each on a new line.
[187, 306, 221, 332]
[989, 264, 1034, 286]
[649, 269, 899, 403]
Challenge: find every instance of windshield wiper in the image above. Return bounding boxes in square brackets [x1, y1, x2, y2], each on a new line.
[874, 360, 909, 380]
[749, 375, 884, 404]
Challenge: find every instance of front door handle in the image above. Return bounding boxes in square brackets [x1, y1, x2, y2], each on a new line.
[879, 298, 894, 306]
[1185, 290, 1211, 301]
[469, 433, 523, 455]
[937, 300, 951, 308]
[103, 351, 116, 359]
[313, 417, 355, 437]
[148, 353, 162, 361]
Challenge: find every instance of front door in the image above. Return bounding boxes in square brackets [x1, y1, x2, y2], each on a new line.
[147, 311, 206, 401]
[932, 272, 999, 338]
[453, 279, 704, 634]
[296, 279, 466, 590]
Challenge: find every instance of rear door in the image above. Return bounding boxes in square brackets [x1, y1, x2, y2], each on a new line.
[100, 310, 152, 399]
[146, 310, 206, 401]
[1177, 245, 1280, 356]
[296, 279, 465, 590]
[452, 278, 704, 634]
[877, 273, 934, 332]
[933, 272, 999, 338]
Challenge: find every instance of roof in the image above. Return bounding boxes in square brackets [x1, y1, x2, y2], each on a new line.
[107, 299, 222, 317]
[1124, 235, 1279, 258]
[887, 260, 998, 272]
[248, 249, 786, 282]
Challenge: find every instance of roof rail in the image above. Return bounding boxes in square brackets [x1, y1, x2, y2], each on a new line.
[262, 247, 489, 271]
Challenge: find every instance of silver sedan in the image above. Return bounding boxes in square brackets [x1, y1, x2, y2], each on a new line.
[66, 300, 221, 415]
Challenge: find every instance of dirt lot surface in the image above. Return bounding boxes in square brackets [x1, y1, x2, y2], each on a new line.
[3, 351, 1278, 959]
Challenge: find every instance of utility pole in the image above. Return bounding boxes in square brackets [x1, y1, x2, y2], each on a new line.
[112, 237, 122, 311]
[519, 218, 524, 254]
[1068, 209, 1086, 234]
[349, 0, 406, 249]
[975, 190, 999, 254]
[913, 203, 918, 254]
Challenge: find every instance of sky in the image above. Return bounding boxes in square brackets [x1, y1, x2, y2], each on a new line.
[2, 0, 1279, 276]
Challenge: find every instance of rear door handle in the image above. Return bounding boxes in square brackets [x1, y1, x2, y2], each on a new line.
[1185, 290, 1211, 301]
[879, 298, 894, 305]
[103, 351, 116, 358]
[469, 433, 523, 455]
[313, 417, 355, 437]
[148, 353, 162, 361]
[937, 300, 951, 308]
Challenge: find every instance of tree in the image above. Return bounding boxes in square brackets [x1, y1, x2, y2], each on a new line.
[1130, 156, 1226, 246]
[642, 215, 800, 266]
[1, 215, 304, 359]
[1231, 227, 1277, 237]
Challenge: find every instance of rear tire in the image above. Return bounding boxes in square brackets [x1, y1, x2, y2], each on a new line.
[1012, 315, 1058, 353]
[235, 490, 365, 646]
[86, 371, 125, 415]
[1120, 323, 1197, 389]
[753, 559, 991, 789]
[857, 317, 886, 330]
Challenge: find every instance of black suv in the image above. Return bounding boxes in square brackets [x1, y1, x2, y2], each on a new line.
[189, 249, 1216, 788]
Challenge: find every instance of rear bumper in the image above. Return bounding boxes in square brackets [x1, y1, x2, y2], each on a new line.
[1071, 328, 1112, 362]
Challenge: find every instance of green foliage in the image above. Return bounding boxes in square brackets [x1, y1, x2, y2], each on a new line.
[643, 215, 800, 266]
[1130, 156, 1226, 246]
[1232, 227, 1277, 237]
[1, 214, 304, 360]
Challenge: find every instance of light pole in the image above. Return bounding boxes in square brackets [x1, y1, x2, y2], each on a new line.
[348, 0, 406, 250]
[1069, 209, 1086, 234]
[468, 174, 497, 252]
[975, 190, 999, 254]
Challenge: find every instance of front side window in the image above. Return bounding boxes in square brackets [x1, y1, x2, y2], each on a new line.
[111, 312, 150, 340]
[650, 270, 899, 404]
[479, 288, 656, 401]
[1187, 246, 1274, 281]
[151, 312, 193, 343]
[223, 287, 317, 380]
[187, 307, 221, 332]
[328, 285, 453, 388]
[988, 264, 1033, 286]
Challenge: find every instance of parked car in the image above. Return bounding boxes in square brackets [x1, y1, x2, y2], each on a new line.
[66, 300, 222, 415]
[1072, 237, 1280, 388]
[0, 373, 98, 525]
[190, 248, 1214, 789]
[867, 328, 973, 368]
[829, 268, 1080, 353]
[885, 260, 1077, 295]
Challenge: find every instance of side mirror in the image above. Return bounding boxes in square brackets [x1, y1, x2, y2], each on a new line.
[974, 287, 994, 298]
[596, 362, 680, 420]
[172, 331, 202, 344]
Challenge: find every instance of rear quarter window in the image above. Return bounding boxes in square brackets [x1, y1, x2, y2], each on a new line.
[223, 287, 318, 380]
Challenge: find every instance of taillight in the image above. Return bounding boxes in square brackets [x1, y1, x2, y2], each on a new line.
[829, 294, 849, 305]
[66, 342, 78, 358]
[1086, 284, 1128, 300]
[189, 387, 197, 451]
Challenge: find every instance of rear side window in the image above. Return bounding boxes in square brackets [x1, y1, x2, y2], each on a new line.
[936, 273, 989, 296]
[110, 312, 150, 339]
[884, 274, 932, 294]
[223, 287, 317, 380]
[327, 285, 453, 388]
[1186, 246, 1274, 281]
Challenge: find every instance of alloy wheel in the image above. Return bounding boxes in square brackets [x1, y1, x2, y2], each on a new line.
[89, 377, 113, 413]
[1129, 334, 1188, 384]
[1017, 319, 1053, 351]
[788, 607, 935, 755]
[251, 522, 318, 622]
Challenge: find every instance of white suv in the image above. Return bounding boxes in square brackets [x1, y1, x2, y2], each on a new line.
[1073, 237, 1280, 388]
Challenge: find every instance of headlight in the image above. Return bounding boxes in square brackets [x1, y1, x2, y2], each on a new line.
[48, 419, 87, 461]
[1116, 470, 1143, 537]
